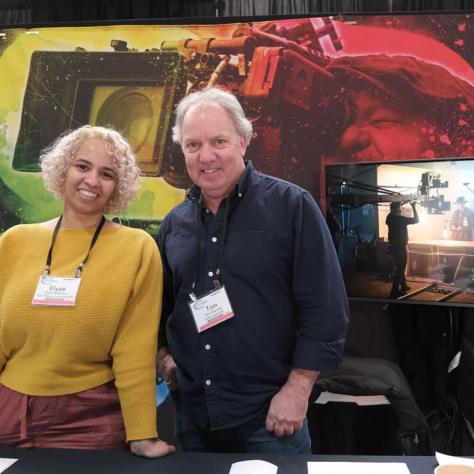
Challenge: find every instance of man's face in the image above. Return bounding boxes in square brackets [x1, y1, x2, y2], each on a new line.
[181, 103, 247, 203]
[337, 91, 436, 162]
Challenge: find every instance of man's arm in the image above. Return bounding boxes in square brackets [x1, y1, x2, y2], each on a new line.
[266, 368, 319, 436]
[157, 346, 177, 391]
[266, 191, 349, 437]
[410, 201, 419, 224]
[156, 217, 178, 390]
[394, 202, 419, 225]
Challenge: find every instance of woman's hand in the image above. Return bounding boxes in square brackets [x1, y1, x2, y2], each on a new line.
[129, 438, 176, 458]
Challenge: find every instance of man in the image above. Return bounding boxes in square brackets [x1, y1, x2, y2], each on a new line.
[450, 196, 474, 241]
[326, 55, 474, 163]
[156, 87, 349, 453]
[385, 201, 419, 298]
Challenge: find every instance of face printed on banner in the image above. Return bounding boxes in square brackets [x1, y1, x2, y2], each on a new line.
[181, 104, 247, 209]
[63, 137, 117, 219]
[337, 91, 437, 163]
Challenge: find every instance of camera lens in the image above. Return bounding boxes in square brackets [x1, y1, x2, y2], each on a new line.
[96, 87, 153, 153]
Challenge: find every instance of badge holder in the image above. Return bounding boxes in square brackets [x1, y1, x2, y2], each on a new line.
[188, 284, 235, 333]
[31, 215, 105, 308]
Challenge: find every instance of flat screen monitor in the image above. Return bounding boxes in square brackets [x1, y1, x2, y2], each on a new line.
[325, 158, 474, 307]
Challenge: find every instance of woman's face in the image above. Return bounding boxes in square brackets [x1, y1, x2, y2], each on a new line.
[63, 137, 117, 218]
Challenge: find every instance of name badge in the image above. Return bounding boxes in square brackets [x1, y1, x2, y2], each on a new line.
[188, 286, 235, 333]
[32, 275, 81, 307]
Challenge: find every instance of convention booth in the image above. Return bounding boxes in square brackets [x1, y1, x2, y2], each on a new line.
[1, 1, 474, 463]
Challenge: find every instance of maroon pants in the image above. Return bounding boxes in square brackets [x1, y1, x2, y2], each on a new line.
[0, 382, 126, 450]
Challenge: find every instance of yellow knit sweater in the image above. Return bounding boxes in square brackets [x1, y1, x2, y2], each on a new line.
[0, 223, 162, 441]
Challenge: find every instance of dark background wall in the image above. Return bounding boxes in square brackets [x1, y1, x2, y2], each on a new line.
[1, 0, 474, 25]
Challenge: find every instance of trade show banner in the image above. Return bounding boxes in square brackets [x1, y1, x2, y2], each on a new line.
[1, 13, 473, 305]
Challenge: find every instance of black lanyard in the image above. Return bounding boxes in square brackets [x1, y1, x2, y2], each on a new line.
[43, 215, 106, 278]
[190, 195, 231, 298]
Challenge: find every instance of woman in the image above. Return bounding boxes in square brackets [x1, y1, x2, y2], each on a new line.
[0, 125, 174, 458]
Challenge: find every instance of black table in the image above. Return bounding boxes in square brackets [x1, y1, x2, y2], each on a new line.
[0, 447, 438, 474]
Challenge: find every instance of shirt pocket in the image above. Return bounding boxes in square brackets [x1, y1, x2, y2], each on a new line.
[224, 230, 275, 279]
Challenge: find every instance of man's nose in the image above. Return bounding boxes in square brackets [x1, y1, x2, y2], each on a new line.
[339, 124, 372, 152]
[198, 142, 216, 161]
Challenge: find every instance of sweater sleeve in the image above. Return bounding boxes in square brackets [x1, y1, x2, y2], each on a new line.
[0, 231, 10, 373]
[0, 317, 6, 373]
[110, 233, 163, 441]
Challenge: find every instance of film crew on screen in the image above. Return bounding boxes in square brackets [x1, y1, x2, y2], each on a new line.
[0, 126, 175, 458]
[386, 201, 419, 299]
[156, 87, 349, 453]
[451, 196, 474, 241]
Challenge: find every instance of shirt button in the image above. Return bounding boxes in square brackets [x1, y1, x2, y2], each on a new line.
[205, 379, 211, 386]
[205, 209, 210, 213]
[208, 271, 214, 277]
[211, 236, 217, 243]
[205, 344, 211, 350]
[238, 192, 243, 198]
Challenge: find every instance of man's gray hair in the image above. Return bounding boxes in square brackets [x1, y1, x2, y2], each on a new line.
[172, 87, 253, 146]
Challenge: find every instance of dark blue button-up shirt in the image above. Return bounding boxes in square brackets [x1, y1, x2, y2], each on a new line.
[157, 161, 349, 430]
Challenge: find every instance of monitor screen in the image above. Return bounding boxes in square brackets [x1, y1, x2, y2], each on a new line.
[325, 158, 474, 307]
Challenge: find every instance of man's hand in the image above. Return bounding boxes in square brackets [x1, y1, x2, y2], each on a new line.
[130, 438, 176, 458]
[265, 369, 319, 437]
[157, 346, 178, 391]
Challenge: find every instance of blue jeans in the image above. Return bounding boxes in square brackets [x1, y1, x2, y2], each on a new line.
[176, 412, 312, 454]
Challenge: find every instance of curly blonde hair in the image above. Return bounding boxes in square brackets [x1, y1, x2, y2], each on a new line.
[40, 125, 140, 214]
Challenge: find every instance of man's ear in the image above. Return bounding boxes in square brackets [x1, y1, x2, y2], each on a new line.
[239, 136, 248, 157]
